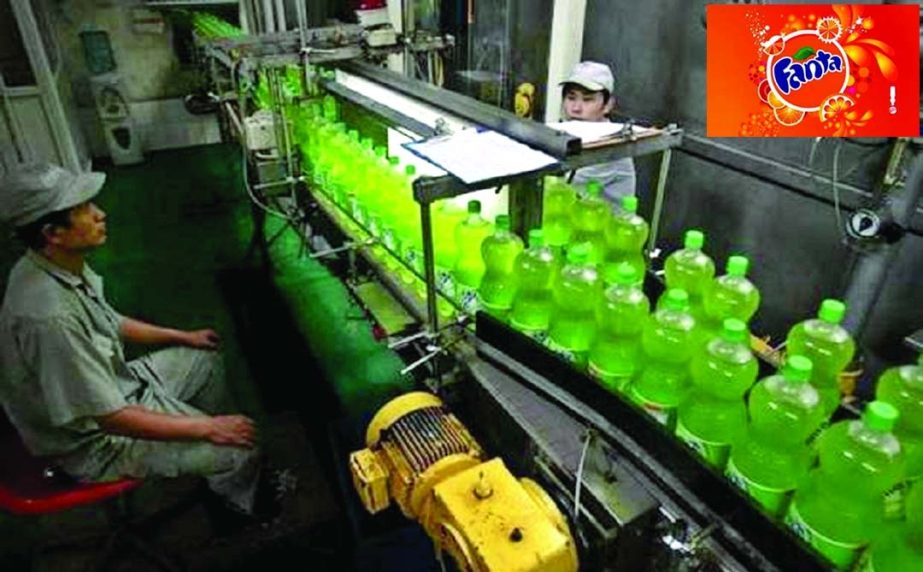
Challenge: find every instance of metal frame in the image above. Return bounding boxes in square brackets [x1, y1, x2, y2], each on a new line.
[317, 63, 684, 337]
[474, 312, 831, 572]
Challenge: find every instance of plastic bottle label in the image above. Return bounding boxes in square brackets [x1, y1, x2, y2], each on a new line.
[516, 327, 548, 345]
[725, 458, 790, 516]
[349, 198, 365, 224]
[382, 228, 397, 252]
[436, 268, 456, 299]
[629, 388, 672, 426]
[675, 420, 730, 469]
[405, 248, 420, 272]
[856, 549, 874, 572]
[587, 362, 630, 393]
[545, 338, 587, 368]
[785, 501, 863, 569]
[882, 478, 918, 521]
[457, 285, 479, 315]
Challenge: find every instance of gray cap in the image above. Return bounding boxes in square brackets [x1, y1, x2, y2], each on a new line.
[0, 163, 105, 227]
[560, 61, 615, 93]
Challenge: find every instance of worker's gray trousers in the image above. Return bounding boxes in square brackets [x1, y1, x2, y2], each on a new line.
[60, 348, 261, 514]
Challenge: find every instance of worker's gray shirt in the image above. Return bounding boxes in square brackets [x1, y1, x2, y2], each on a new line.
[0, 252, 259, 510]
[0, 251, 141, 461]
[572, 157, 637, 207]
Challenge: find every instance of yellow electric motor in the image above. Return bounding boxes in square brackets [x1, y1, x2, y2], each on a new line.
[350, 392, 579, 572]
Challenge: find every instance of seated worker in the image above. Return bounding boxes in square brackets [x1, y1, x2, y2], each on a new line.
[0, 163, 274, 523]
[560, 60, 637, 206]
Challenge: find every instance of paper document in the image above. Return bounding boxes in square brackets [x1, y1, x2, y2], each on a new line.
[547, 120, 656, 144]
[404, 129, 559, 185]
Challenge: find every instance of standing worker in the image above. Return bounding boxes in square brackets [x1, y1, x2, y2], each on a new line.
[560, 61, 637, 206]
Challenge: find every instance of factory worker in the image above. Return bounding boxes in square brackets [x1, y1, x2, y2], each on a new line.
[0, 163, 283, 526]
[560, 61, 637, 206]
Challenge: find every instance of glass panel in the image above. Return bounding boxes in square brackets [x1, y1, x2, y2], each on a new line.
[0, 0, 36, 87]
[457, 0, 511, 108]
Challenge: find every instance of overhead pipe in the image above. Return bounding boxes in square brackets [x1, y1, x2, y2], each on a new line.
[842, 144, 923, 339]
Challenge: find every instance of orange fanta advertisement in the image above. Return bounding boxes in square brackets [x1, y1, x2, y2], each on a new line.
[707, 4, 919, 137]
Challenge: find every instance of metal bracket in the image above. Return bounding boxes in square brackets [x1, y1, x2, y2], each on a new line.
[309, 238, 376, 259]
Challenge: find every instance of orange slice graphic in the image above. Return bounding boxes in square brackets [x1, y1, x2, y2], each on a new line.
[820, 94, 855, 122]
[774, 106, 805, 126]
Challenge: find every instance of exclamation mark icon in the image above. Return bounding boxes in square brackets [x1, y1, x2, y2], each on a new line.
[889, 86, 897, 115]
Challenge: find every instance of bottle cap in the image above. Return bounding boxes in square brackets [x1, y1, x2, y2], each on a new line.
[622, 195, 638, 213]
[818, 299, 846, 324]
[566, 243, 591, 264]
[467, 200, 482, 214]
[864, 401, 899, 433]
[721, 318, 748, 343]
[405, 165, 416, 176]
[374, 146, 387, 158]
[726, 255, 749, 277]
[661, 288, 689, 311]
[612, 263, 637, 286]
[528, 229, 545, 248]
[495, 215, 510, 231]
[783, 355, 813, 383]
[684, 229, 705, 249]
[389, 156, 400, 167]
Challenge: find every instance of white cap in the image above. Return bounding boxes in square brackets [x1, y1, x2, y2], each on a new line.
[560, 61, 615, 93]
[0, 163, 105, 227]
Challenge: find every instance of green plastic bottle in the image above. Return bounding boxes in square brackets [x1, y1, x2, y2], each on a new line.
[570, 180, 610, 265]
[393, 165, 421, 283]
[588, 263, 650, 393]
[629, 288, 697, 427]
[478, 215, 524, 320]
[676, 318, 759, 469]
[876, 354, 923, 484]
[547, 243, 602, 368]
[453, 200, 494, 314]
[786, 401, 905, 570]
[322, 94, 338, 121]
[542, 177, 576, 253]
[786, 299, 856, 416]
[602, 196, 649, 286]
[664, 230, 716, 321]
[510, 230, 558, 343]
[700, 255, 760, 345]
[863, 483, 923, 572]
[433, 200, 466, 299]
[725, 355, 825, 517]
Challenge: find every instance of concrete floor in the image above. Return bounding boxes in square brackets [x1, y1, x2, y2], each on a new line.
[0, 145, 419, 570]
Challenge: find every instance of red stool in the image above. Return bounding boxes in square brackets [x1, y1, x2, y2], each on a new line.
[0, 413, 182, 571]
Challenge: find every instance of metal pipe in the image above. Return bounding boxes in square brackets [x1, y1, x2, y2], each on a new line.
[647, 148, 672, 257]
[274, 0, 287, 31]
[261, 0, 275, 33]
[418, 194, 440, 334]
[842, 147, 923, 339]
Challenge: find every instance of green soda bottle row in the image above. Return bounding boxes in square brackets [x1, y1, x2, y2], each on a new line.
[542, 177, 649, 285]
[785, 401, 905, 569]
[863, 482, 923, 571]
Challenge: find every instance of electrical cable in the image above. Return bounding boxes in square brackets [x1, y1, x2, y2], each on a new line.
[832, 139, 846, 240]
[573, 430, 593, 522]
[234, 61, 298, 222]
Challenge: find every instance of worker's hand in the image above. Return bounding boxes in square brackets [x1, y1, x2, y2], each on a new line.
[180, 329, 221, 350]
[203, 415, 256, 448]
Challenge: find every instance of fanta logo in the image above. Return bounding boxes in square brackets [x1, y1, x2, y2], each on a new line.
[772, 51, 843, 95]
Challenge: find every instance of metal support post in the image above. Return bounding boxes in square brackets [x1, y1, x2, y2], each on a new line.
[508, 177, 544, 238]
[647, 148, 673, 258]
[419, 195, 440, 335]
